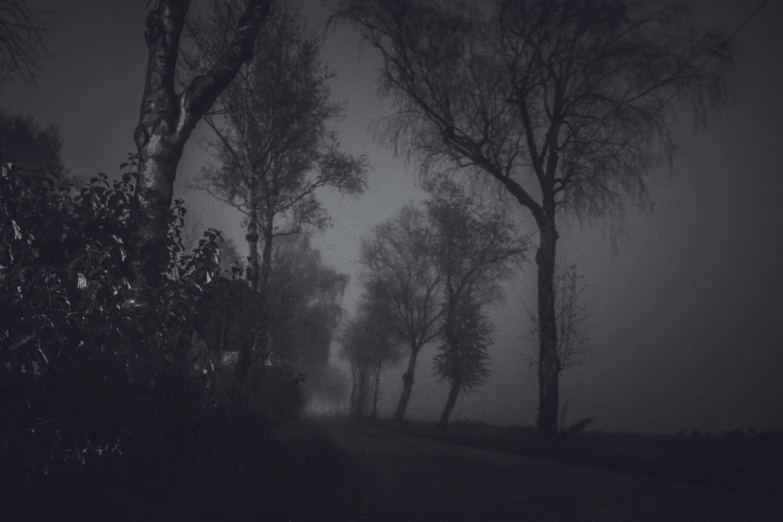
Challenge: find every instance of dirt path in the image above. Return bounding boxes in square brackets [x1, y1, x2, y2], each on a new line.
[318, 420, 781, 522]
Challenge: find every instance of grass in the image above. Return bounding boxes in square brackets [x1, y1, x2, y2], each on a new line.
[359, 417, 783, 495]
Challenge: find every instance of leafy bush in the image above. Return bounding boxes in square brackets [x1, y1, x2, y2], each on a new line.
[0, 158, 318, 519]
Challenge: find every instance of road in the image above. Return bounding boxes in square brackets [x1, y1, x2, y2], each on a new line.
[317, 420, 781, 522]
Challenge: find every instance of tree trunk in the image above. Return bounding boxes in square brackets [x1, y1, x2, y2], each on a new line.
[129, 0, 272, 287]
[438, 380, 460, 429]
[256, 224, 274, 366]
[349, 364, 358, 419]
[246, 210, 261, 291]
[394, 344, 420, 422]
[536, 215, 560, 439]
[438, 308, 461, 430]
[371, 357, 382, 419]
[356, 364, 370, 419]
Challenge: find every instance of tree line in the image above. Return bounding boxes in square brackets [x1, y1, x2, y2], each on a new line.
[1, 0, 737, 516]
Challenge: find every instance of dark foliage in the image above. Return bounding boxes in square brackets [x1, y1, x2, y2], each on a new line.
[0, 109, 64, 179]
[0, 158, 337, 520]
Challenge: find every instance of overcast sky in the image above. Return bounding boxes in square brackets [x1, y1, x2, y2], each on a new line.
[3, 0, 781, 435]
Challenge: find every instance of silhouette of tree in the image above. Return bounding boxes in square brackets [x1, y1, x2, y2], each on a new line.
[267, 234, 347, 381]
[339, 314, 376, 419]
[333, 0, 736, 438]
[192, 5, 365, 292]
[190, 5, 364, 378]
[360, 205, 444, 421]
[354, 282, 404, 418]
[424, 178, 526, 428]
[433, 289, 492, 427]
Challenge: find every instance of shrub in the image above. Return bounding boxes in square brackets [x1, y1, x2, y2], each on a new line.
[0, 158, 308, 519]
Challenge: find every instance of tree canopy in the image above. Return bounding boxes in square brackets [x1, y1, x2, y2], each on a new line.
[333, 0, 736, 438]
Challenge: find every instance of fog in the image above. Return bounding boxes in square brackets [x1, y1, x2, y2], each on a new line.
[5, 0, 781, 435]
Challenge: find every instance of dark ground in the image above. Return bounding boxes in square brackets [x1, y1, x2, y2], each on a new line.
[316, 419, 782, 522]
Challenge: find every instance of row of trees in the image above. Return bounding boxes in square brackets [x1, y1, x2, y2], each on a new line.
[332, 0, 736, 437]
[2, 0, 737, 459]
[342, 178, 527, 428]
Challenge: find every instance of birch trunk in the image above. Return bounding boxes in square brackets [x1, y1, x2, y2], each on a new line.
[129, 0, 272, 286]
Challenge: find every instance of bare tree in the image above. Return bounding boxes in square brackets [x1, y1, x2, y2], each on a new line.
[339, 314, 376, 419]
[0, 0, 50, 85]
[355, 282, 404, 419]
[267, 234, 347, 375]
[193, 5, 365, 292]
[360, 205, 444, 422]
[129, 0, 273, 288]
[425, 178, 526, 428]
[333, 0, 736, 438]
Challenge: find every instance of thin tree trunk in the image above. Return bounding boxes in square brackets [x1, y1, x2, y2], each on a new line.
[246, 210, 261, 291]
[256, 224, 274, 367]
[438, 381, 460, 429]
[394, 343, 420, 422]
[129, 0, 272, 287]
[371, 357, 382, 419]
[356, 364, 369, 419]
[349, 364, 358, 419]
[536, 215, 560, 439]
[438, 305, 461, 430]
[235, 209, 260, 380]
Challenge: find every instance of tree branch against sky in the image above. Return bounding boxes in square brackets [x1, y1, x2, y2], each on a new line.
[192, 4, 365, 292]
[187, 4, 365, 378]
[0, 0, 50, 85]
[356, 282, 404, 419]
[360, 205, 444, 422]
[333, 0, 737, 438]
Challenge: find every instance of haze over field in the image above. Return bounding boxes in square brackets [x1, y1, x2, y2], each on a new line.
[4, 0, 781, 435]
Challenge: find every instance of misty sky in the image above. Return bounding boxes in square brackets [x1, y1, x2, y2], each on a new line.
[3, 0, 781, 435]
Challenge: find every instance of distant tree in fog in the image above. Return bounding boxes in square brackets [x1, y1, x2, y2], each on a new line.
[358, 281, 404, 418]
[190, 5, 365, 377]
[339, 285, 403, 420]
[360, 205, 444, 422]
[433, 290, 492, 425]
[425, 178, 526, 428]
[267, 234, 347, 398]
[334, 0, 736, 438]
[339, 314, 376, 419]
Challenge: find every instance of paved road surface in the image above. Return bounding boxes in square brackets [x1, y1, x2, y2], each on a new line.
[318, 420, 781, 522]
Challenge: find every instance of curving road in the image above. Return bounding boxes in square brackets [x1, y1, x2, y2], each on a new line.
[318, 420, 782, 522]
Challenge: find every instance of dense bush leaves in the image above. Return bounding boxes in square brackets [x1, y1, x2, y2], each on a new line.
[0, 160, 313, 519]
